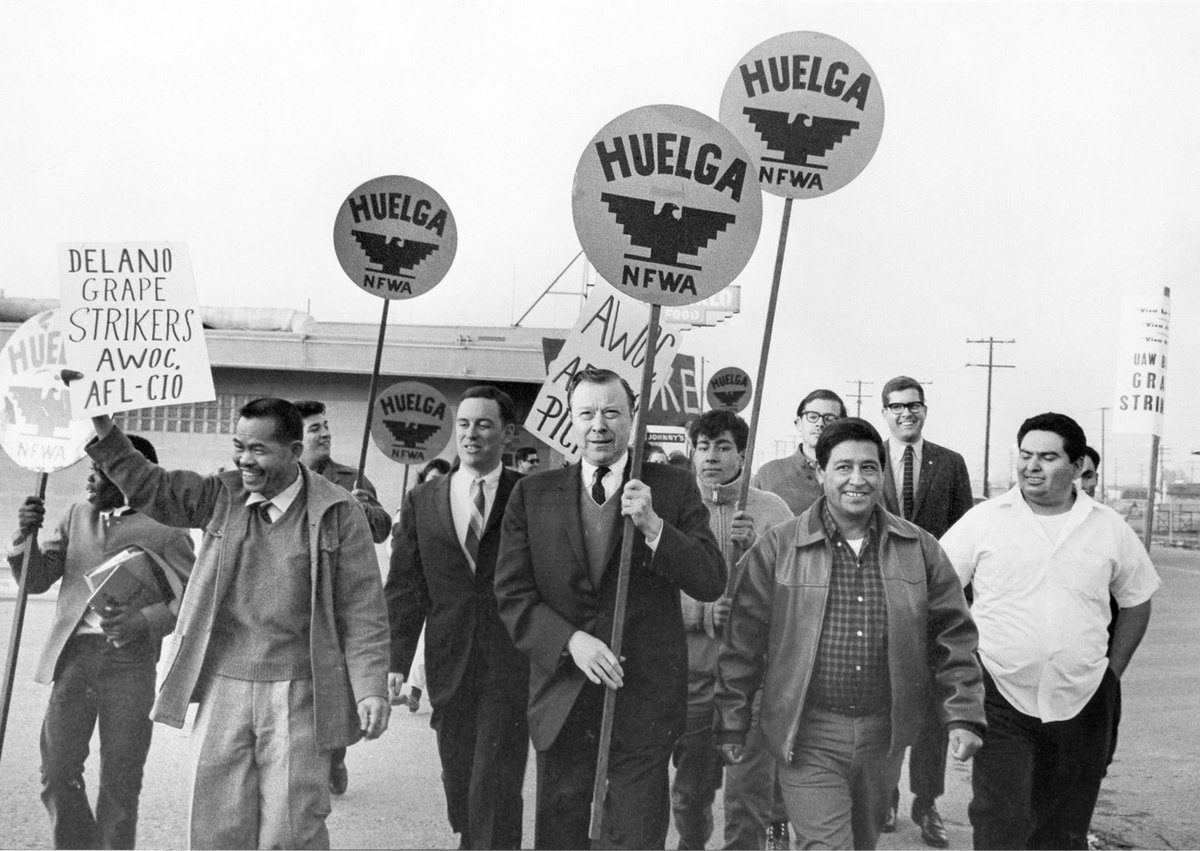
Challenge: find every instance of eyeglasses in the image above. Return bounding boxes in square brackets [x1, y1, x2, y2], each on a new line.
[799, 411, 839, 425]
[885, 402, 925, 415]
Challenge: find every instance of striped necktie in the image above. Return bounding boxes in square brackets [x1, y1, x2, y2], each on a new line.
[464, 478, 485, 567]
[902, 445, 915, 520]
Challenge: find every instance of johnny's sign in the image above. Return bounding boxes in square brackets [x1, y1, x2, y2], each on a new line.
[721, 31, 884, 199]
[572, 105, 762, 307]
[333, 175, 457, 299]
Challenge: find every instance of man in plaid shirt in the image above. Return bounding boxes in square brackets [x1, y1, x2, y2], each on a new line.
[714, 418, 985, 850]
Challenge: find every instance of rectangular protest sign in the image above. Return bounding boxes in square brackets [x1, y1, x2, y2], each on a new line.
[59, 242, 216, 416]
[1112, 286, 1170, 437]
[526, 287, 682, 460]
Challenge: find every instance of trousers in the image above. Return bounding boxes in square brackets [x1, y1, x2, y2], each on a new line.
[40, 634, 156, 850]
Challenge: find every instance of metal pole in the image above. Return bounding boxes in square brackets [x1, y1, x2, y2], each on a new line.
[353, 299, 390, 491]
[982, 345, 994, 498]
[0, 472, 49, 766]
[589, 304, 661, 841]
[1143, 434, 1160, 551]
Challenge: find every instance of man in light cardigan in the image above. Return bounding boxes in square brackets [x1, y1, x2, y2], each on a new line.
[85, 398, 390, 850]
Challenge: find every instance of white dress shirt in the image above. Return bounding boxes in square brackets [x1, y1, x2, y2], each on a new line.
[450, 463, 503, 564]
[889, 437, 924, 500]
[245, 469, 304, 522]
[940, 486, 1160, 721]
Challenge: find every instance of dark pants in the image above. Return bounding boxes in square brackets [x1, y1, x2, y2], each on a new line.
[535, 683, 675, 850]
[907, 707, 948, 802]
[970, 668, 1119, 850]
[430, 664, 530, 850]
[40, 634, 156, 850]
[670, 703, 724, 850]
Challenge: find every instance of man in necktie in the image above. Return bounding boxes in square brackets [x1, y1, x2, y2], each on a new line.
[495, 366, 725, 849]
[385, 385, 530, 849]
[85, 398, 390, 849]
[878, 376, 976, 846]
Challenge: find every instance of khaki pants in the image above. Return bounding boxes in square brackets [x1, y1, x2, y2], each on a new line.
[188, 676, 331, 850]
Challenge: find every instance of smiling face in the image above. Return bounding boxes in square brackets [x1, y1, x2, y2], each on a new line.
[86, 462, 125, 512]
[883, 387, 926, 445]
[818, 439, 883, 531]
[300, 413, 332, 467]
[232, 416, 302, 498]
[570, 379, 633, 467]
[692, 429, 744, 486]
[456, 397, 513, 475]
[1018, 429, 1082, 514]
[796, 398, 843, 452]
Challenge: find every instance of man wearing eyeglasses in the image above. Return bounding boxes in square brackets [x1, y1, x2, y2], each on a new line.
[751, 389, 847, 517]
[878, 376, 975, 847]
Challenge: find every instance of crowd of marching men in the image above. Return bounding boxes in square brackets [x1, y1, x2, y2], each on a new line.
[9, 368, 1157, 850]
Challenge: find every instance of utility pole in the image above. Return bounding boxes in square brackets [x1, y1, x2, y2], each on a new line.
[845, 379, 874, 417]
[967, 338, 1015, 498]
[1097, 406, 1109, 503]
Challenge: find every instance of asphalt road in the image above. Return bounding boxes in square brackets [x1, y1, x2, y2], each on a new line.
[1, 546, 1196, 849]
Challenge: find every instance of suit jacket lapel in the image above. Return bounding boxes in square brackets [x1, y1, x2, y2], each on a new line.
[913, 441, 938, 518]
[431, 474, 457, 549]
[882, 440, 900, 514]
[560, 465, 588, 571]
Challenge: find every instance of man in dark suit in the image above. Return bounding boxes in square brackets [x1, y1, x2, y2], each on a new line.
[878, 376, 975, 847]
[385, 385, 531, 849]
[496, 366, 725, 850]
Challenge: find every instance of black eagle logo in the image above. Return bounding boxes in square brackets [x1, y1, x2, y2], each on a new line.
[599, 193, 736, 270]
[351, 230, 439, 278]
[712, 390, 746, 408]
[8, 384, 71, 437]
[742, 107, 859, 169]
[383, 420, 443, 449]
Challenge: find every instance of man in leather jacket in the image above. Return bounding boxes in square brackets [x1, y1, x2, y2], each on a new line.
[714, 418, 985, 850]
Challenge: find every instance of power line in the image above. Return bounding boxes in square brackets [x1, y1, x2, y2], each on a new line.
[845, 380, 874, 417]
[967, 338, 1016, 498]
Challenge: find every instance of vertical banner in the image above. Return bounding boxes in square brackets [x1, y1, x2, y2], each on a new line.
[524, 287, 682, 460]
[1112, 286, 1170, 436]
[58, 243, 215, 416]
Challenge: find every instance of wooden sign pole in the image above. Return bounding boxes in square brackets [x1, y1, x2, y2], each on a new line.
[589, 304, 661, 840]
[0, 472, 49, 766]
[353, 299, 391, 491]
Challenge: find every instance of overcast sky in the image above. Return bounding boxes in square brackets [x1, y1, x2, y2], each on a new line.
[3, 1, 1197, 490]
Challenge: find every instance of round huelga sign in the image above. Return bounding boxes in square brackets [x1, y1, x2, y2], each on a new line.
[0, 310, 92, 473]
[333, 175, 458, 299]
[572, 104, 763, 307]
[720, 31, 885, 199]
[706, 366, 753, 413]
[370, 380, 453, 466]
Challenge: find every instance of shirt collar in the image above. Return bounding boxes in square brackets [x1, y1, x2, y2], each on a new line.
[697, 471, 741, 505]
[100, 505, 134, 520]
[581, 452, 628, 484]
[890, 437, 924, 464]
[454, 462, 503, 487]
[246, 469, 304, 515]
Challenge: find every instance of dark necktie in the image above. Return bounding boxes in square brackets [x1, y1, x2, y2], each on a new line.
[259, 502, 274, 524]
[902, 445, 915, 520]
[464, 478, 485, 567]
[591, 466, 610, 506]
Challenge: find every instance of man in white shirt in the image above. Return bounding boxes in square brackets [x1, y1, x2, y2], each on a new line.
[385, 385, 530, 849]
[940, 412, 1159, 850]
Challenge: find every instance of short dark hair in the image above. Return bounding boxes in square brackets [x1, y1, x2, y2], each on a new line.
[688, 409, 749, 452]
[418, 458, 451, 483]
[460, 385, 517, 425]
[567, 366, 636, 412]
[238, 398, 304, 444]
[668, 451, 691, 469]
[881, 375, 924, 406]
[1017, 412, 1087, 463]
[795, 388, 847, 419]
[127, 433, 158, 465]
[515, 446, 540, 463]
[815, 417, 886, 469]
[1084, 445, 1101, 468]
[292, 400, 326, 418]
